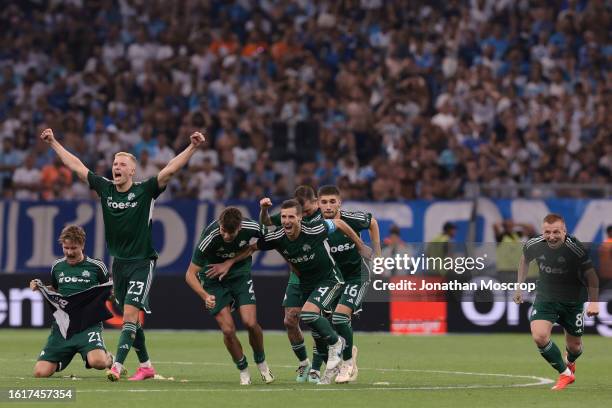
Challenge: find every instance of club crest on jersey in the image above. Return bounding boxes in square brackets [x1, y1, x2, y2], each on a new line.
[82, 270, 90, 277]
[128, 192, 135, 201]
[239, 240, 247, 247]
[557, 256, 565, 263]
[302, 244, 312, 252]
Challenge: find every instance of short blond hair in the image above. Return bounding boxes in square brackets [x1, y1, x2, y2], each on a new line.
[58, 225, 86, 245]
[114, 151, 137, 164]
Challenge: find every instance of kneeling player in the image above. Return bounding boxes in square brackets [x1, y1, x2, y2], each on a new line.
[185, 207, 273, 385]
[31, 225, 114, 377]
[514, 214, 599, 390]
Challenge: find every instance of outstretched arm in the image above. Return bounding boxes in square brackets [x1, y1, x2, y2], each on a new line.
[205, 245, 257, 281]
[369, 217, 382, 257]
[157, 131, 205, 189]
[40, 128, 89, 183]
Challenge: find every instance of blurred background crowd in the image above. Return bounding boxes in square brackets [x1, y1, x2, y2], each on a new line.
[0, 0, 610, 202]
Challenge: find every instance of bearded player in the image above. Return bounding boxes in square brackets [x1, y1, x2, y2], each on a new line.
[514, 214, 599, 390]
[40, 128, 205, 381]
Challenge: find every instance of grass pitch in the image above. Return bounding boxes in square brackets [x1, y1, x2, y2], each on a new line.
[0, 330, 610, 408]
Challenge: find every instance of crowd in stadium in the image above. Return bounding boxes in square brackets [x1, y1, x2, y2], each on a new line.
[0, 0, 610, 201]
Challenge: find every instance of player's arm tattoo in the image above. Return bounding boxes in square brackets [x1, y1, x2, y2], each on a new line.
[369, 217, 382, 258]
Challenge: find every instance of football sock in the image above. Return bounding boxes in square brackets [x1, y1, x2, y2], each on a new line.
[300, 312, 339, 345]
[253, 351, 266, 365]
[234, 355, 248, 371]
[133, 323, 150, 364]
[539, 340, 567, 374]
[332, 312, 353, 360]
[566, 347, 582, 363]
[116, 322, 137, 364]
[311, 329, 328, 371]
[290, 340, 308, 362]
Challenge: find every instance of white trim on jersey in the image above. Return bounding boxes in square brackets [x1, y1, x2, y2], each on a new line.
[564, 237, 585, 257]
[141, 259, 154, 308]
[87, 257, 109, 277]
[198, 228, 220, 252]
[264, 229, 285, 241]
[50, 257, 66, 274]
[525, 236, 544, 249]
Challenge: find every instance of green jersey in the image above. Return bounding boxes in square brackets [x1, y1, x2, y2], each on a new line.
[50, 256, 110, 296]
[87, 171, 164, 260]
[327, 210, 372, 282]
[523, 235, 592, 302]
[270, 208, 322, 284]
[192, 218, 265, 281]
[257, 219, 343, 291]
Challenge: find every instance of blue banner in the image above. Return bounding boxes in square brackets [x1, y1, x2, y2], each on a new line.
[0, 199, 610, 274]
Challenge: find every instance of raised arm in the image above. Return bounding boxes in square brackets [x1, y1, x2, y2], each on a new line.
[332, 219, 373, 259]
[157, 131, 205, 189]
[40, 128, 89, 183]
[369, 217, 382, 258]
[512, 254, 530, 304]
[259, 197, 273, 226]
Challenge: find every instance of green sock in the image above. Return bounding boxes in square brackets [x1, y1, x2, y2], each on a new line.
[539, 341, 567, 373]
[290, 340, 308, 362]
[116, 322, 137, 364]
[332, 312, 353, 360]
[234, 355, 248, 370]
[566, 347, 582, 363]
[132, 323, 150, 363]
[253, 351, 266, 364]
[311, 330, 328, 371]
[300, 312, 338, 345]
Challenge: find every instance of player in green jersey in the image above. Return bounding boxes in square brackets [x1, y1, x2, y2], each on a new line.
[185, 207, 273, 385]
[256, 199, 372, 380]
[40, 127, 205, 381]
[259, 186, 323, 381]
[316, 185, 382, 384]
[30, 225, 114, 377]
[513, 214, 599, 391]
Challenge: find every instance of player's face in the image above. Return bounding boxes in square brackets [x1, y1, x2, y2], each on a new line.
[220, 225, 240, 242]
[62, 239, 84, 265]
[112, 155, 135, 186]
[281, 207, 302, 235]
[318, 195, 341, 219]
[302, 199, 318, 217]
[542, 220, 566, 248]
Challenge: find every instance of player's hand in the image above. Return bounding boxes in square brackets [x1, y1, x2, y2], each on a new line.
[190, 130, 206, 147]
[29, 280, 39, 291]
[259, 197, 272, 208]
[204, 294, 216, 310]
[358, 244, 374, 260]
[40, 128, 55, 144]
[586, 302, 599, 317]
[205, 261, 232, 281]
[513, 290, 523, 304]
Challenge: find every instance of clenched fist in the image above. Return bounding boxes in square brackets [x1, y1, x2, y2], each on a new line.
[190, 131, 206, 147]
[260, 197, 272, 208]
[40, 128, 55, 144]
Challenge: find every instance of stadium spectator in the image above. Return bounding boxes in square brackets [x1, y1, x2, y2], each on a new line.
[12, 154, 41, 200]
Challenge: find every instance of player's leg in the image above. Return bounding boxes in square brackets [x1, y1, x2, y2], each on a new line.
[283, 282, 310, 377]
[33, 361, 58, 378]
[560, 303, 586, 374]
[85, 349, 113, 370]
[238, 304, 274, 383]
[309, 328, 328, 383]
[530, 314, 574, 390]
[564, 332, 582, 373]
[216, 305, 251, 385]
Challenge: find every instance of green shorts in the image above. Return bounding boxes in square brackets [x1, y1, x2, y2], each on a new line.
[201, 273, 256, 316]
[302, 280, 344, 313]
[38, 323, 106, 371]
[112, 258, 155, 313]
[282, 282, 304, 308]
[334, 279, 370, 314]
[530, 300, 585, 337]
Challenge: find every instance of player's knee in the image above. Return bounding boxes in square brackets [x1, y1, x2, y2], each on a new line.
[33, 366, 53, 378]
[221, 326, 236, 338]
[531, 332, 550, 347]
[284, 313, 299, 329]
[243, 319, 259, 331]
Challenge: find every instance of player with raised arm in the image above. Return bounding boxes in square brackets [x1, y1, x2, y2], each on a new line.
[513, 214, 599, 391]
[30, 225, 113, 377]
[259, 186, 323, 382]
[315, 185, 382, 384]
[40, 127, 205, 381]
[256, 199, 372, 382]
[185, 207, 274, 385]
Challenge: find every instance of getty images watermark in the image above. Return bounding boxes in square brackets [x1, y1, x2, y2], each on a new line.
[369, 252, 537, 293]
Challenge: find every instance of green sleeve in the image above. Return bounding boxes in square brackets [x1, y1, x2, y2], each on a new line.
[87, 171, 112, 196]
[143, 176, 165, 199]
[270, 213, 282, 227]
